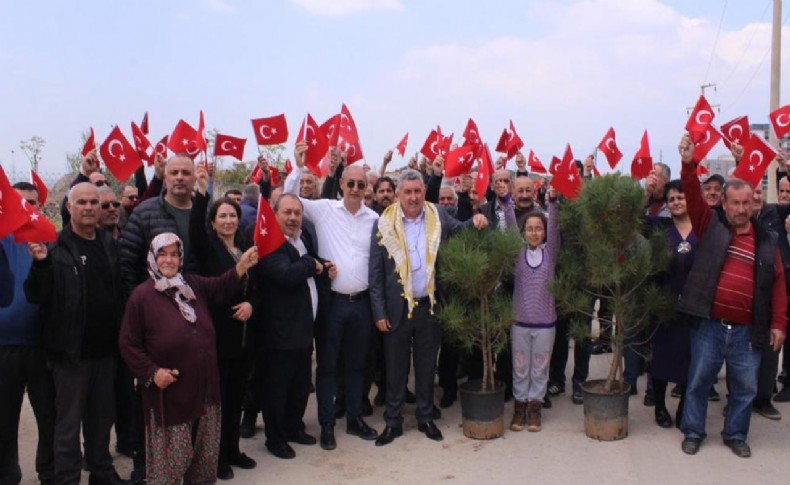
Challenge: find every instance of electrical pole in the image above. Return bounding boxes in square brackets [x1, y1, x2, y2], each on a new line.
[767, 0, 782, 203]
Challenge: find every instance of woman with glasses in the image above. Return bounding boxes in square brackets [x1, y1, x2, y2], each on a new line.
[188, 165, 259, 479]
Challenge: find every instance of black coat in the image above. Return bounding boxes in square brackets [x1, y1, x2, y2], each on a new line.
[24, 226, 123, 363]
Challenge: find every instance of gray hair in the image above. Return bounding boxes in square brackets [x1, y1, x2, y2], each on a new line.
[273, 192, 303, 212]
[397, 169, 424, 188]
[654, 162, 671, 180]
[242, 183, 260, 202]
[97, 185, 116, 198]
[439, 184, 457, 200]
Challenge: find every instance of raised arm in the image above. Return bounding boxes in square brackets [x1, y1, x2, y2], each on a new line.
[678, 133, 712, 238]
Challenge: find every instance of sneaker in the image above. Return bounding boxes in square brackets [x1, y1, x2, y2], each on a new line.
[571, 381, 584, 405]
[753, 400, 782, 420]
[543, 395, 552, 409]
[547, 383, 564, 397]
[723, 439, 751, 458]
[707, 387, 721, 402]
[681, 437, 702, 455]
[774, 386, 790, 403]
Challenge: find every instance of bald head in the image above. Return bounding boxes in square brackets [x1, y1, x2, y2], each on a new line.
[340, 165, 367, 210]
[164, 155, 196, 206]
[68, 182, 101, 235]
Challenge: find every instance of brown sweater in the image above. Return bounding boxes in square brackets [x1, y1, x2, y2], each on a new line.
[119, 268, 242, 427]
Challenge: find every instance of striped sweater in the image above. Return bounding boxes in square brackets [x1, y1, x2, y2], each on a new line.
[512, 199, 559, 327]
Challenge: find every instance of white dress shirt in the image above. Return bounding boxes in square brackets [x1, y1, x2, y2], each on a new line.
[284, 169, 379, 293]
[288, 231, 318, 320]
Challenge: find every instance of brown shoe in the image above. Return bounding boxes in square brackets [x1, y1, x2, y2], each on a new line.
[510, 400, 527, 431]
[527, 401, 542, 432]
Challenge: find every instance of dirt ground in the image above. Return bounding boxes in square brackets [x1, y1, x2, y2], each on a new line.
[16, 350, 790, 485]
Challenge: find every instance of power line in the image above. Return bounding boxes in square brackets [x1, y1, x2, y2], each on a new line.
[718, 0, 771, 91]
[704, 0, 729, 84]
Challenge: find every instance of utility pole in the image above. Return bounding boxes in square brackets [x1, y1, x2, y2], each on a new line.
[767, 0, 782, 203]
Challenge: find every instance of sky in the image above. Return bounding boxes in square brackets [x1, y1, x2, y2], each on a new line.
[1, 0, 788, 180]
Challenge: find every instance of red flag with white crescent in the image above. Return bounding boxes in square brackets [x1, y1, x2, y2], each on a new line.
[685, 95, 715, 143]
[296, 114, 330, 176]
[769, 105, 790, 140]
[551, 144, 582, 200]
[254, 195, 286, 257]
[100, 126, 143, 181]
[213, 133, 246, 161]
[82, 127, 96, 157]
[30, 170, 48, 205]
[691, 125, 722, 164]
[597, 127, 623, 169]
[168, 120, 201, 159]
[731, 133, 778, 187]
[720, 115, 750, 149]
[13, 199, 56, 243]
[396, 133, 408, 157]
[527, 150, 547, 174]
[0, 166, 29, 239]
[630, 130, 652, 180]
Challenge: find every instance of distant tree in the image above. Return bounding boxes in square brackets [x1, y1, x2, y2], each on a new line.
[19, 136, 46, 172]
[65, 129, 92, 173]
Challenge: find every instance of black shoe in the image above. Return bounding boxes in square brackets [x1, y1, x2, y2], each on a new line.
[88, 472, 131, 485]
[374, 387, 386, 406]
[361, 397, 374, 417]
[681, 437, 702, 455]
[374, 426, 403, 446]
[628, 383, 638, 396]
[346, 416, 378, 440]
[320, 425, 336, 450]
[229, 452, 257, 469]
[675, 408, 683, 429]
[723, 439, 751, 458]
[267, 442, 296, 459]
[591, 343, 611, 355]
[670, 384, 683, 398]
[655, 408, 673, 428]
[217, 462, 234, 480]
[707, 387, 721, 402]
[432, 405, 442, 420]
[286, 430, 317, 445]
[439, 392, 457, 409]
[417, 421, 444, 441]
[405, 388, 417, 404]
[543, 395, 552, 409]
[643, 388, 655, 407]
[130, 452, 145, 485]
[239, 411, 257, 439]
[334, 400, 346, 419]
[547, 382, 564, 397]
[753, 400, 782, 420]
[571, 381, 584, 405]
[775, 386, 790, 403]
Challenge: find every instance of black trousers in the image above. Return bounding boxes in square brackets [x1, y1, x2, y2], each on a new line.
[756, 345, 780, 401]
[0, 346, 55, 485]
[113, 360, 141, 454]
[258, 348, 311, 448]
[51, 356, 117, 485]
[437, 335, 460, 398]
[382, 303, 441, 427]
[218, 357, 246, 465]
[549, 317, 592, 389]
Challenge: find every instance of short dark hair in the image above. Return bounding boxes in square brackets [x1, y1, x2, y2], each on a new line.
[722, 178, 753, 200]
[374, 176, 396, 193]
[224, 189, 242, 198]
[664, 179, 683, 194]
[519, 209, 547, 235]
[12, 181, 38, 193]
[273, 193, 302, 212]
[208, 197, 241, 226]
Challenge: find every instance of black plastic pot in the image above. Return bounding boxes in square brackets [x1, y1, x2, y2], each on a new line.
[458, 379, 505, 440]
[581, 379, 631, 441]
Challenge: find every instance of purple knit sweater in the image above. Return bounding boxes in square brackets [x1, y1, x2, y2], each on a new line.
[512, 199, 559, 327]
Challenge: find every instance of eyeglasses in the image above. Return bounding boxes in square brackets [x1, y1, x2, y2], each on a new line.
[346, 180, 367, 190]
[94, 180, 107, 187]
[101, 201, 121, 210]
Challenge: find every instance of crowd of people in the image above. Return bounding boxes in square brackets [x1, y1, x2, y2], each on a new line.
[2, 131, 789, 484]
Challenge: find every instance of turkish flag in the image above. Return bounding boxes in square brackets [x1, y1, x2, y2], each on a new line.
[474, 144, 494, 201]
[196, 110, 207, 152]
[685, 95, 715, 143]
[250, 165, 263, 184]
[13, 200, 56, 243]
[597, 127, 623, 169]
[337, 135, 364, 164]
[495, 129, 509, 153]
[254, 195, 286, 257]
[732, 133, 778, 187]
[332, 104, 361, 146]
[296, 114, 330, 176]
[396, 132, 408, 157]
[551, 144, 582, 200]
[549, 156, 561, 175]
[82, 127, 96, 157]
[251, 114, 289, 146]
[630, 130, 652, 180]
[30, 170, 48, 205]
[140, 112, 150, 135]
[691, 124, 722, 164]
[769, 105, 790, 140]
[131, 121, 152, 164]
[320, 115, 340, 143]
[100, 126, 143, 182]
[444, 145, 476, 178]
[720, 115, 750, 149]
[437, 133, 454, 157]
[696, 162, 709, 176]
[506, 120, 524, 159]
[168, 120, 201, 159]
[462, 118, 482, 151]
[0, 166, 29, 239]
[527, 150, 547, 174]
[214, 133, 246, 161]
[153, 135, 168, 165]
[420, 129, 441, 161]
[285, 159, 293, 175]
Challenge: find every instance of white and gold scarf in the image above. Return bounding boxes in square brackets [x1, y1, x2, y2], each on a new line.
[376, 202, 441, 318]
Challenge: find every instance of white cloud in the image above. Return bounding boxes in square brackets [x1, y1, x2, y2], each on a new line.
[290, 0, 402, 17]
[204, 0, 236, 13]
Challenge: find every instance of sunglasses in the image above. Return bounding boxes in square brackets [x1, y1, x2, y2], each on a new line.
[101, 201, 121, 210]
[346, 180, 367, 190]
[94, 180, 107, 187]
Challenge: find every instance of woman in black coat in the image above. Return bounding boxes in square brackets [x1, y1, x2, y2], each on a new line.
[189, 166, 257, 480]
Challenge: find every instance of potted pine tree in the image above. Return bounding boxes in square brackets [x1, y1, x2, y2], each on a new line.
[551, 174, 671, 441]
[438, 228, 523, 439]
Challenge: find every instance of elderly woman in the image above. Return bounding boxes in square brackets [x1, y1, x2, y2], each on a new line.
[119, 233, 258, 485]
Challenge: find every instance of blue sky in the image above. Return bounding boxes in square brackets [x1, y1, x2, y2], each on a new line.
[1, 0, 787, 178]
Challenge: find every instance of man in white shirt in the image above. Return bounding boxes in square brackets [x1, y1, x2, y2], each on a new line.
[283, 142, 380, 451]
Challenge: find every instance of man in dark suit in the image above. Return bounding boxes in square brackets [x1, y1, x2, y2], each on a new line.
[253, 193, 334, 459]
[369, 170, 489, 446]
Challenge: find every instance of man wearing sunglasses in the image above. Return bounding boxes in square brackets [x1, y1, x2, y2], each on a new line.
[98, 187, 122, 239]
[283, 142, 380, 451]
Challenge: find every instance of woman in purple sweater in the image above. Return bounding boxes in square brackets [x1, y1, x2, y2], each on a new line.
[510, 188, 559, 433]
[119, 233, 258, 485]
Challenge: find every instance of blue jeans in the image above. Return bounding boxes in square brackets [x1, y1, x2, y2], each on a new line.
[315, 295, 372, 427]
[681, 319, 760, 442]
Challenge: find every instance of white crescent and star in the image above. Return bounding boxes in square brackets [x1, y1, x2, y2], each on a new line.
[259, 125, 275, 140]
[695, 110, 713, 125]
[776, 114, 790, 128]
[728, 124, 743, 140]
[220, 140, 235, 151]
[108, 139, 125, 161]
[605, 138, 615, 151]
[750, 151, 764, 165]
